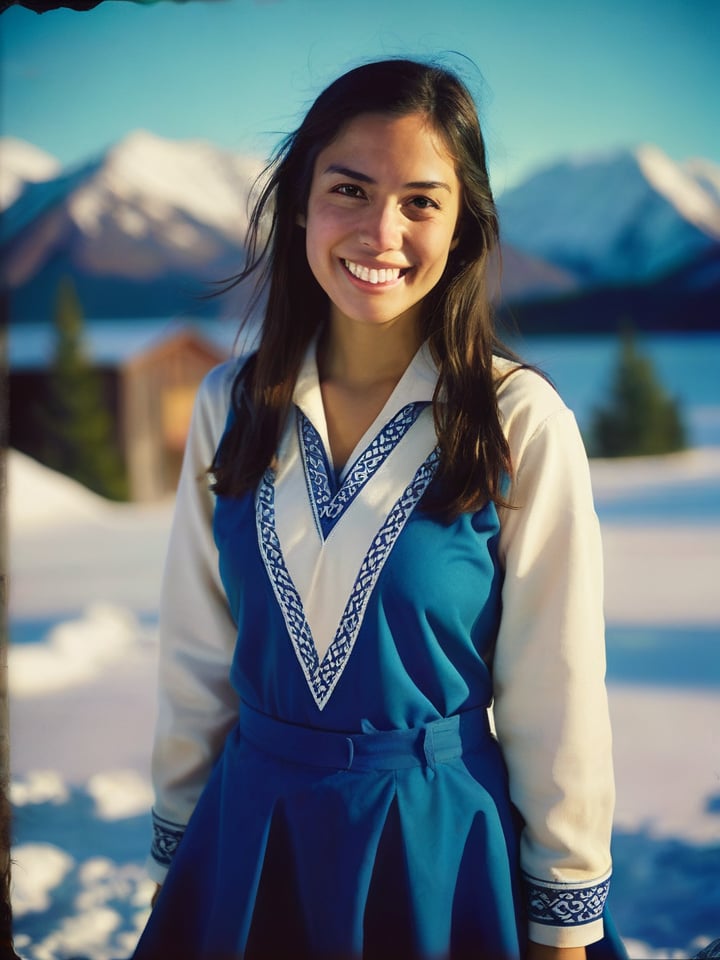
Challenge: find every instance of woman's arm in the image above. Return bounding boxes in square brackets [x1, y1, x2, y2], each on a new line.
[493, 365, 615, 949]
[147, 361, 241, 883]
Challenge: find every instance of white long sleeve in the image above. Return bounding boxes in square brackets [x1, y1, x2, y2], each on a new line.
[494, 361, 615, 947]
[146, 353, 616, 940]
[148, 359, 241, 883]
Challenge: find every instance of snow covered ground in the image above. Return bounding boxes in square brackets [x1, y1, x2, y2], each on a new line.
[7, 446, 720, 959]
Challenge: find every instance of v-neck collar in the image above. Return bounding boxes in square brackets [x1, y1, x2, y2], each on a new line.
[297, 402, 429, 541]
[255, 340, 441, 710]
[292, 338, 439, 482]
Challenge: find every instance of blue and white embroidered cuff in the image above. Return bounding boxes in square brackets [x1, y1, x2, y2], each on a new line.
[150, 809, 186, 869]
[525, 870, 611, 947]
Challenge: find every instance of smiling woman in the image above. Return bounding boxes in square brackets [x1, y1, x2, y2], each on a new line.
[132, 58, 628, 960]
[304, 113, 461, 336]
[301, 111, 463, 468]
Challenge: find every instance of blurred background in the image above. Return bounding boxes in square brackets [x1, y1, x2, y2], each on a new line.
[2, 0, 719, 957]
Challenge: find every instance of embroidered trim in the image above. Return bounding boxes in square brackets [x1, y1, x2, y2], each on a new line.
[150, 810, 186, 867]
[298, 409, 336, 538]
[298, 402, 428, 540]
[257, 448, 439, 710]
[525, 873, 611, 927]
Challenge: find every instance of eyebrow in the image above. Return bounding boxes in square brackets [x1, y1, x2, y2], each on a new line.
[323, 164, 452, 193]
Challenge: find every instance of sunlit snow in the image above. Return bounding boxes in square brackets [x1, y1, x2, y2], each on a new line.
[0, 137, 61, 209]
[8, 445, 720, 958]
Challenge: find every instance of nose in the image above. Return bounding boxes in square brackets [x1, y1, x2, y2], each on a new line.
[358, 200, 403, 252]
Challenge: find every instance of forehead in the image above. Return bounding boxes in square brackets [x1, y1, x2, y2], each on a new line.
[314, 112, 459, 182]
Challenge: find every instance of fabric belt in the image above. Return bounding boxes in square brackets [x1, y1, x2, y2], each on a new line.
[239, 702, 492, 775]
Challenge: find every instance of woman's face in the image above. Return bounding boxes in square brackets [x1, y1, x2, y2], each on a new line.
[303, 111, 462, 337]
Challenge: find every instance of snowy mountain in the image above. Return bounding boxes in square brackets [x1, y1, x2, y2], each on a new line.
[2, 132, 263, 320]
[3, 133, 719, 327]
[0, 137, 61, 209]
[497, 145, 720, 285]
[488, 244, 580, 303]
[2, 131, 577, 320]
[684, 157, 720, 207]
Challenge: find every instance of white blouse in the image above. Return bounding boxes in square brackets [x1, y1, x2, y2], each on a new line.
[147, 345, 615, 949]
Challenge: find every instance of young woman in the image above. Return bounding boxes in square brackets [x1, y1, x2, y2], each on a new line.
[133, 58, 627, 960]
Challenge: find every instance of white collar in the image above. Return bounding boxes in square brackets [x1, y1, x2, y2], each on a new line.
[292, 338, 439, 475]
[261, 338, 441, 701]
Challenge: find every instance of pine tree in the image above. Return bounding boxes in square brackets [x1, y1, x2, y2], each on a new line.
[590, 327, 687, 458]
[41, 277, 128, 500]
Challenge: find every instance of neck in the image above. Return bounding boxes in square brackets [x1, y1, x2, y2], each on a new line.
[319, 316, 423, 390]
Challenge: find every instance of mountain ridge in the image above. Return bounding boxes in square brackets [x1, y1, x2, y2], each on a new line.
[0, 137, 61, 209]
[497, 145, 720, 286]
[3, 133, 719, 330]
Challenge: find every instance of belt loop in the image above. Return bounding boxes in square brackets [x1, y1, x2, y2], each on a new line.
[344, 737, 354, 771]
[422, 728, 436, 781]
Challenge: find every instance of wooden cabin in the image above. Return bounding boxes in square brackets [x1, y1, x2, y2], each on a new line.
[8, 321, 233, 501]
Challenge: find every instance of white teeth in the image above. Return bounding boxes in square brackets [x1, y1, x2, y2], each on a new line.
[344, 260, 401, 284]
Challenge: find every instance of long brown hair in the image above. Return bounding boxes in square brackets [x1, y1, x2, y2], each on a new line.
[212, 58, 518, 517]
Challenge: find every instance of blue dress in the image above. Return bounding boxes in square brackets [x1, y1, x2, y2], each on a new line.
[133, 346, 626, 960]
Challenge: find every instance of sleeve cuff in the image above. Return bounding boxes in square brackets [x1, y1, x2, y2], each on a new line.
[529, 918, 605, 949]
[525, 871, 611, 947]
[149, 809, 187, 879]
[146, 855, 170, 885]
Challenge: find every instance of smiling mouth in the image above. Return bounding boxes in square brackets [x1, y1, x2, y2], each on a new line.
[342, 259, 408, 285]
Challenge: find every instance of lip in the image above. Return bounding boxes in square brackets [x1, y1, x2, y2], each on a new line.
[340, 257, 411, 288]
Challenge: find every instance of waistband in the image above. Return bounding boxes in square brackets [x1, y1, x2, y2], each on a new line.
[238, 702, 492, 774]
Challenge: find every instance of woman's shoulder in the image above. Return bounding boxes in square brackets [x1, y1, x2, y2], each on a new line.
[192, 356, 249, 440]
[199, 356, 247, 400]
[493, 358, 586, 488]
[196, 355, 250, 411]
[493, 357, 579, 463]
[493, 356, 568, 425]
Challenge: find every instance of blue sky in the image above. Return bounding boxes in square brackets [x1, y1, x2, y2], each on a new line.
[2, 0, 719, 192]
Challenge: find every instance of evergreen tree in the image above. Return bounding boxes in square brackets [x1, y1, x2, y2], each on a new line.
[589, 327, 687, 458]
[42, 277, 128, 500]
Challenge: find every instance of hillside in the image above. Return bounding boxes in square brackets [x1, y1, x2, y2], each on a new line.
[3, 134, 719, 330]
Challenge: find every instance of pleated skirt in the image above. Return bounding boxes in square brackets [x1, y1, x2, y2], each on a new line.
[133, 705, 626, 960]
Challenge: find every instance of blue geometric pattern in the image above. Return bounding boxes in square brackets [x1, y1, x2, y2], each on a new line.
[298, 402, 429, 539]
[256, 447, 440, 710]
[150, 810, 186, 867]
[526, 873, 611, 926]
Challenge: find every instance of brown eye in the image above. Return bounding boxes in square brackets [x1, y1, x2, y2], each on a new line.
[409, 196, 439, 210]
[333, 184, 366, 199]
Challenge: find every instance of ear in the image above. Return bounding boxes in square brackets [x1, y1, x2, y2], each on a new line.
[296, 213, 307, 228]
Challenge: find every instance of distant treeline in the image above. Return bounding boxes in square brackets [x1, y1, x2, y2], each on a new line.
[499, 277, 720, 336]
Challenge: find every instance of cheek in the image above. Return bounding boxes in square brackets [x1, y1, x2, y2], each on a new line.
[304, 217, 339, 295]
[304, 207, 331, 264]
[304, 230, 325, 285]
[422, 231, 456, 276]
